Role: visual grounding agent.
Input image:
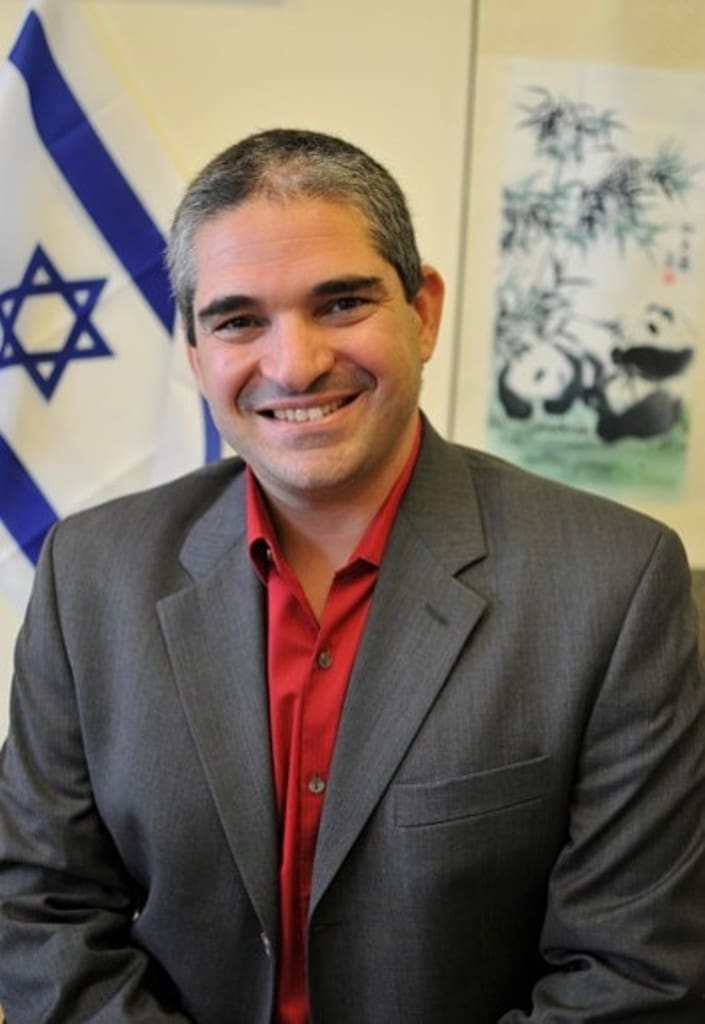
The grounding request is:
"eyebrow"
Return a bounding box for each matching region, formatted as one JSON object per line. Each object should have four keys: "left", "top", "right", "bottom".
{"left": 196, "top": 275, "right": 386, "bottom": 327}
{"left": 310, "top": 275, "right": 384, "bottom": 298}
{"left": 196, "top": 294, "right": 255, "bottom": 327}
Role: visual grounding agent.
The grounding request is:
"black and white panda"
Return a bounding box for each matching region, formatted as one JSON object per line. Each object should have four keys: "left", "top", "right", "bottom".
{"left": 497, "top": 302, "right": 694, "bottom": 442}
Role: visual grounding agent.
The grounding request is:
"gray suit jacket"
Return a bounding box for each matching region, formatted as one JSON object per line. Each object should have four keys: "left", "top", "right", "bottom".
{"left": 1, "top": 423, "right": 704, "bottom": 1023}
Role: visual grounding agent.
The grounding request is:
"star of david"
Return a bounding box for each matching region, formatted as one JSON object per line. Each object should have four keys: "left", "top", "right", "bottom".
{"left": 0, "top": 245, "right": 112, "bottom": 399}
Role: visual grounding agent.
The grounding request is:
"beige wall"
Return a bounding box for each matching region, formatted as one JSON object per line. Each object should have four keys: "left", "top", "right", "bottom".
{"left": 477, "top": 0, "right": 705, "bottom": 67}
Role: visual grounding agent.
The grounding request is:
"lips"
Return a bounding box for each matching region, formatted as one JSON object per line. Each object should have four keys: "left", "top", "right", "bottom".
{"left": 245, "top": 367, "right": 373, "bottom": 423}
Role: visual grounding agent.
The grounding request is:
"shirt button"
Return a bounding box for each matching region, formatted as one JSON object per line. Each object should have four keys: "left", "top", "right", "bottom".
{"left": 308, "top": 775, "right": 326, "bottom": 795}
{"left": 317, "top": 649, "right": 333, "bottom": 670}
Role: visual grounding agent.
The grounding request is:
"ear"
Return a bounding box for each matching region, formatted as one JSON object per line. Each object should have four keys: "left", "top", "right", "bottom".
{"left": 411, "top": 265, "right": 445, "bottom": 363}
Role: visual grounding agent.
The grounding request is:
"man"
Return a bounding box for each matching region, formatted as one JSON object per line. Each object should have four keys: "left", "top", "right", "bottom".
{"left": 0, "top": 129, "right": 704, "bottom": 1023}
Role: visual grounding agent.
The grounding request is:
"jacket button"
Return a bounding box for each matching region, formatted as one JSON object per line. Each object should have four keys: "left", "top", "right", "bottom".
{"left": 260, "top": 933, "right": 272, "bottom": 957}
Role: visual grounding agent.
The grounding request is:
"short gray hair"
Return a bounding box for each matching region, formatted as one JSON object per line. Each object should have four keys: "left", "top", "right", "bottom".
{"left": 166, "top": 128, "right": 423, "bottom": 345}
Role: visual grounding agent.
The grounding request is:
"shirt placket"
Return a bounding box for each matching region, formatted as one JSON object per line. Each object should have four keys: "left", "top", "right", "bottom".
{"left": 297, "top": 616, "right": 336, "bottom": 922}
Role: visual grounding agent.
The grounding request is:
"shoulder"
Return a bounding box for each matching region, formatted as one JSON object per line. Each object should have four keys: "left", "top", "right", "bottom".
{"left": 428, "top": 431, "right": 680, "bottom": 570}
{"left": 464, "top": 443, "right": 655, "bottom": 523}
{"left": 435, "top": 441, "right": 696, "bottom": 656}
{"left": 44, "top": 456, "right": 246, "bottom": 573}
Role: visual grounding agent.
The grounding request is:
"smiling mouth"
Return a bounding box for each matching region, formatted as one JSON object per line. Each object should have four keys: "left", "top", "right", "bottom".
{"left": 263, "top": 397, "right": 354, "bottom": 423}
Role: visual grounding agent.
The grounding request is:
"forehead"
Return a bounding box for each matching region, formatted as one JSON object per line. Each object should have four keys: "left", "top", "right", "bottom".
{"left": 192, "top": 196, "right": 383, "bottom": 280}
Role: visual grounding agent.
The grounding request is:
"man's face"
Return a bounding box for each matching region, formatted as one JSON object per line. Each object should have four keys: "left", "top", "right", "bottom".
{"left": 187, "top": 196, "right": 443, "bottom": 510}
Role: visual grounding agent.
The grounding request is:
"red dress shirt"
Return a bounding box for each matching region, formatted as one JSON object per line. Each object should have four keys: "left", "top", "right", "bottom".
{"left": 246, "top": 424, "right": 421, "bottom": 1024}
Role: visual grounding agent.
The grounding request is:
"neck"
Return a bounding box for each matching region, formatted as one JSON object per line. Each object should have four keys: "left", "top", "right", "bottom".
{"left": 275, "top": 497, "right": 373, "bottom": 565}
{"left": 263, "top": 443, "right": 418, "bottom": 618}
{"left": 265, "top": 491, "right": 379, "bottom": 621}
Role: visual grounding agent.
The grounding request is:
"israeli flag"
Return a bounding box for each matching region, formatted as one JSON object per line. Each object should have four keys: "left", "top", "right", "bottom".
{"left": 0, "top": 1, "right": 218, "bottom": 644}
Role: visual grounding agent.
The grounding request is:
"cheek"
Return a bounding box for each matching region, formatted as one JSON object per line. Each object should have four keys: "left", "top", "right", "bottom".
{"left": 195, "top": 348, "right": 257, "bottom": 402}
{"left": 342, "top": 318, "right": 422, "bottom": 375}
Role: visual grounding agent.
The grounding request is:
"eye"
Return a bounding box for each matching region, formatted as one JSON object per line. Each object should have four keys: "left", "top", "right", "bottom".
{"left": 211, "top": 313, "right": 266, "bottom": 339}
{"left": 319, "top": 295, "right": 373, "bottom": 319}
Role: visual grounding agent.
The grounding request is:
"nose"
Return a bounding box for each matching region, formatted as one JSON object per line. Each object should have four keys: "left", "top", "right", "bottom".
{"left": 260, "top": 314, "right": 335, "bottom": 392}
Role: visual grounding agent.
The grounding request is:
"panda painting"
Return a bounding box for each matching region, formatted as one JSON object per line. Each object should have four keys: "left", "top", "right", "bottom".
{"left": 498, "top": 303, "right": 694, "bottom": 443}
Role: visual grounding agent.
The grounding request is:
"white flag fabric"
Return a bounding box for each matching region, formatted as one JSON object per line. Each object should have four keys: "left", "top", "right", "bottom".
{"left": 0, "top": 0, "right": 219, "bottom": 624}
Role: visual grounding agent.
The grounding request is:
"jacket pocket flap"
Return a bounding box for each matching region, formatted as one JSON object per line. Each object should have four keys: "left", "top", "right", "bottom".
{"left": 394, "top": 754, "right": 552, "bottom": 827}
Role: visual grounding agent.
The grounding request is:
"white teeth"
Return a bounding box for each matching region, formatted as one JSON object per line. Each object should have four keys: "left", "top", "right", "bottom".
{"left": 272, "top": 399, "right": 345, "bottom": 423}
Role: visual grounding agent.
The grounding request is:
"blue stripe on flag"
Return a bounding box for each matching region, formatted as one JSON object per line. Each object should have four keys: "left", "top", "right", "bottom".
{"left": 0, "top": 436, "right": 57, "bottom": 566}
{"left": 9, "top": 11, "right": 174, "bottom": 336}
{"left": 202, "top": 399, "right": 221, "bottom": 462}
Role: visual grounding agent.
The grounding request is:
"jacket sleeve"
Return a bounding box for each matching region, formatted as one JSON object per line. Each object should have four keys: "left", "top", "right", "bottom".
{"left": 0, "top": 527, "right": 194, "bottom": 1023}
{"left": 500, "top": 527, "right": 705, "bottom": 1022}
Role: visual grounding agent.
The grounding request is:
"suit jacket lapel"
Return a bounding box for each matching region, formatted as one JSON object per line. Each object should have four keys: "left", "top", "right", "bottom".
{"left": 156, "top": 469, "right": 279, "bottom": 944}
{"left": 311, "top": 425, "right": 488, "bottom": 911}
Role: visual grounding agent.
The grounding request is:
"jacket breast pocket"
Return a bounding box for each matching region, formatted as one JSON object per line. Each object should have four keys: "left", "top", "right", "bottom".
{"left": 393, "top": 754, "right": 552, "bottom": 829}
